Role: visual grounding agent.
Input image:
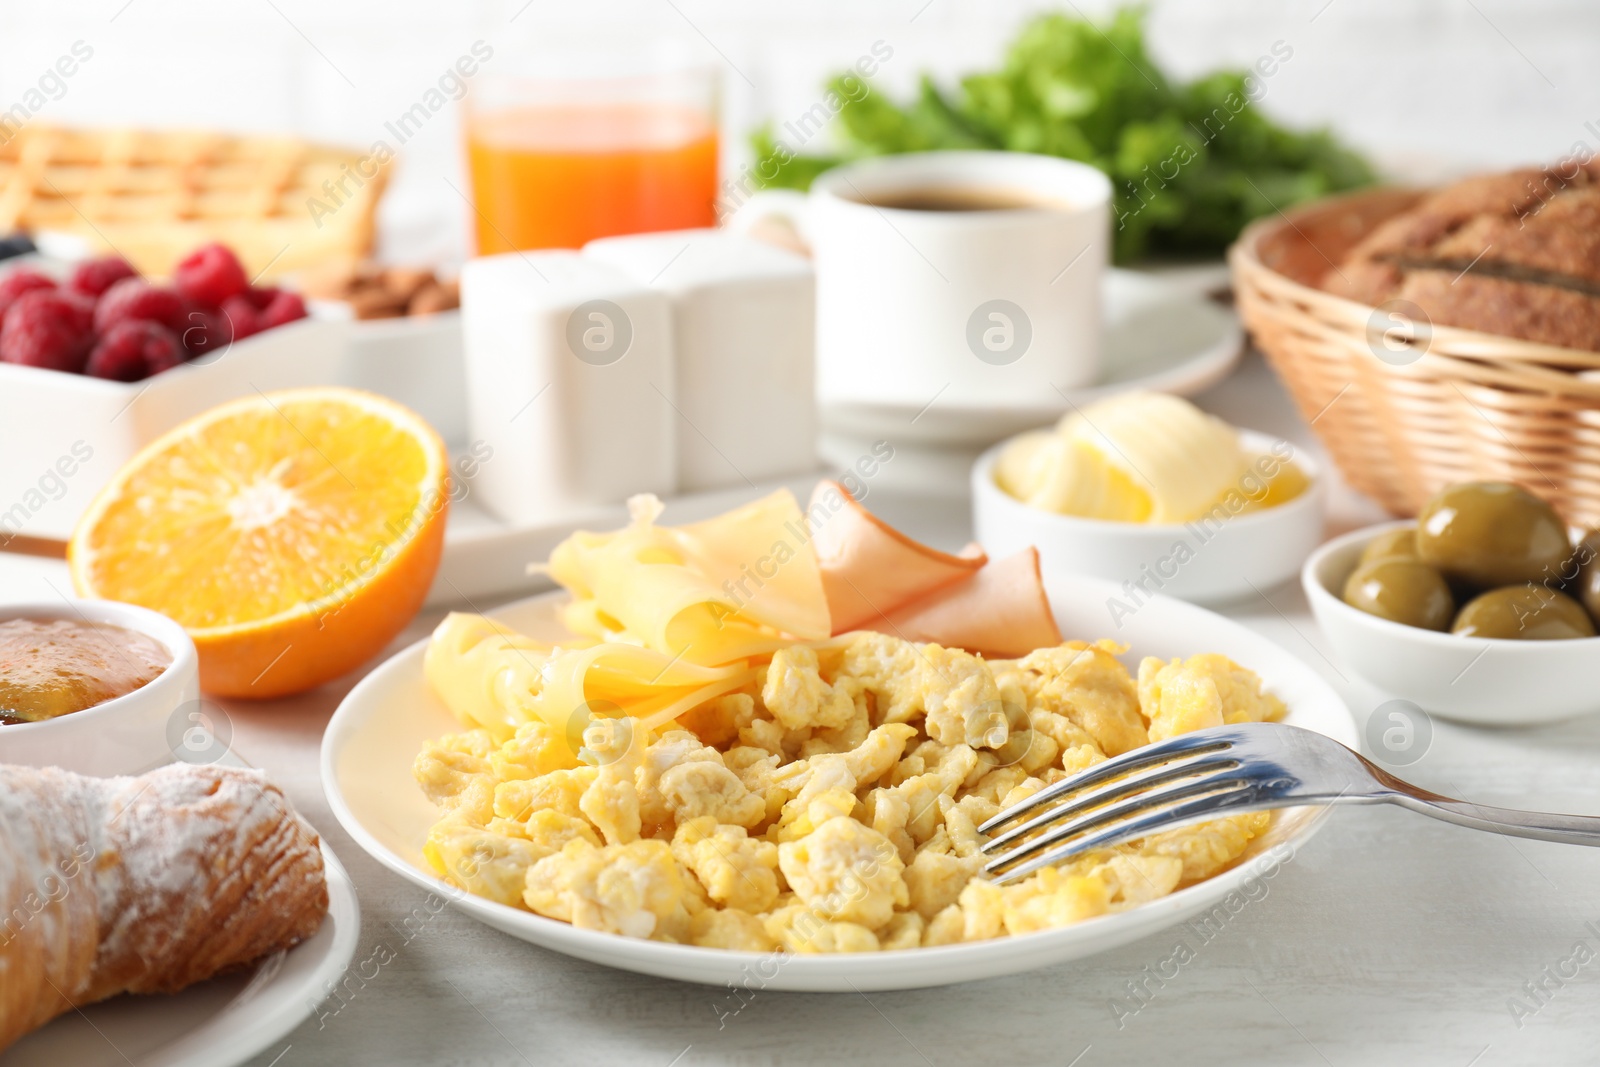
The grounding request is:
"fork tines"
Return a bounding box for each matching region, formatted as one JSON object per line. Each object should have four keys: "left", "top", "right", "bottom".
{"left": 978, "top": 728, "right": 1258, "bottom": 885}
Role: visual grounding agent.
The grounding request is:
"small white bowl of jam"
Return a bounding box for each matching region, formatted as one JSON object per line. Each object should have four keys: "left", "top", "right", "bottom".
{"left": 0, "top": 599, "right": 199, "bottom": 775}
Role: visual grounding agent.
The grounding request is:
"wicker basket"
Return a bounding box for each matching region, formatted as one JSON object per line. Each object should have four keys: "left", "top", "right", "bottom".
{"left": 1230, "top": 186, "right": 1600, "bottom": 527}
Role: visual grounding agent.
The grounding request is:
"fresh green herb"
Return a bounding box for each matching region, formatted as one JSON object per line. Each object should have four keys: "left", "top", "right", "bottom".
{"left": 749, "top": 7, "right": 1374, "bottom": 262}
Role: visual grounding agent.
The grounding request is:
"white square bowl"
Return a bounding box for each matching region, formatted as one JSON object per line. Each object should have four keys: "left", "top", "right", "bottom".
{"left": 329, "top": 309, "right": 467, "bottom": 447}
{"left": 0, "top": 315, "right": 348, "bottom": 542}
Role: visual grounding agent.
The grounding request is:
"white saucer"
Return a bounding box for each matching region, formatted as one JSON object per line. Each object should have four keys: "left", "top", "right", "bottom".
{"left": 2, "top": 837, "right": 358, "bottom": 1067}
{"left": 821, "top": 267, "right": 1242, "bottom": 447}
{"left": 322, "top": 575, "right": 1354, "bottom": 993}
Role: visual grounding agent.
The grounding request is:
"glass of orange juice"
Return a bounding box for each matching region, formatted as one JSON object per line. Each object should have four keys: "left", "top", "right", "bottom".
{"left": 465, "top": 60, "right": 720, "bottom": 253}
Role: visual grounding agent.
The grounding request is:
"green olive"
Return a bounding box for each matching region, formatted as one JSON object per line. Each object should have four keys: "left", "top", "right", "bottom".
{"left": 1451, "top": 585, "right": 1597, "bottom": 640}
{"left": 1572, "top": 530, "right": 1600, "bottom": 625}
{"left": 1359, "top": 526, "right": 1421, "bottom": 565}
{"left": 1417, "top": 482, "right": 1571, "bottom": 587}
{"left": 1343, "top": 557, "right": 1455, "bottom": 630}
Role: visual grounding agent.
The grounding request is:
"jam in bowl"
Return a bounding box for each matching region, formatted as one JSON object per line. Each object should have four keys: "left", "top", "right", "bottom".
{"left": 0, "top": 617, "right": 172, "bottom": 725}
{"left": 0, "top": 600, "right": 198, "bottom": 775}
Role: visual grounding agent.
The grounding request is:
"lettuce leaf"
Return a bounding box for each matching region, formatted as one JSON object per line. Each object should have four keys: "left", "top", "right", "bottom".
{"left": 749, "top": 6, "right": 1373, "bottom": 262}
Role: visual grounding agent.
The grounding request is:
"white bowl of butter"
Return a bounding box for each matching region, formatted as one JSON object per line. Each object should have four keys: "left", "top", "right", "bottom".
{"left": 972, "top": 392, "right": 1325, "bottom": 608}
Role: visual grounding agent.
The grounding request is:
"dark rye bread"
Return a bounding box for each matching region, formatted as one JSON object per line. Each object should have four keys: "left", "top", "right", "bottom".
{"left": 1393, "top": 271, "right": 1600, "bottom": 354}
{"left": 1322, "top": 159, "right": 1600, "bottom": 351}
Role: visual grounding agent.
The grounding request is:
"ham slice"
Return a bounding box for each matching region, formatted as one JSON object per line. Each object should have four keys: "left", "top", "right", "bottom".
{"left": 875, "top": 548, "right": 1062, "bottom": 658}
{"left": 807, "top": 481, "right": 985, "bottom": 632}
{"left": 807, "top": 480, "right": 1062, "bottom": 657}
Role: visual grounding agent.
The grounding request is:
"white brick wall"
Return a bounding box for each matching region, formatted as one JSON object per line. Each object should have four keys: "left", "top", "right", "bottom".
{"left": 3, "top": 0, "right": 1596, "bottom": 262}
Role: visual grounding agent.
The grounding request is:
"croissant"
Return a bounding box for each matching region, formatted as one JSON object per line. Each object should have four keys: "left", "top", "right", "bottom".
{"left": 0, "top": 763, "right": 329, "bottom": 1051}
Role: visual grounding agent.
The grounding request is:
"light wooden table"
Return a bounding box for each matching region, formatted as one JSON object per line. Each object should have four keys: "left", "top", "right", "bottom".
{"left": 6, "top": 354, "right": 1598, "bottom": 1067}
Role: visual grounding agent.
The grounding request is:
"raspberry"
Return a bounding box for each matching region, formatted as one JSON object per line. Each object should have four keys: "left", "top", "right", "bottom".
{"left": 85, "top": 320, "right": 184, "bottom": 381}
{"left": 180, "top": 306, "right": 234, "bottom": 360}
{"left": 0, "top": 269, "right": 58, "bottom": 327}
{"left": 220, "top": 295, "right": 261, "bottom": 341}
{"left": 67, "top": 255, "right": 138, "bottom": 298}
{"left": 95, "top": 278, "right": 186, "bottom": 335}
{"left": 259, "top": 290, "right": 307, "bottom": 330}
{"left": 62, "top": 290, "right": 96, "bottom": 332}
{"left": 0, "top": 290, "right": 96, "bottom": 372}
{"left": 174, "top": 243, "right": 248, "bottom": 307}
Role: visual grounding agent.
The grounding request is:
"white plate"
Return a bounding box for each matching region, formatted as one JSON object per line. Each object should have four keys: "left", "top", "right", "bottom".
{"left": 820, "top": 268, "right": 1242, "bottom": 446}
{"left": 322, "top": 577, "right": 1355, "bottom": 992}
{"left": 1, "top": 841, "right": 360, "bottom": 1067}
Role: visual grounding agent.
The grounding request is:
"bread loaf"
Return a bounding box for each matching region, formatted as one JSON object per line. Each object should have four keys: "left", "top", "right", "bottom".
{"left": 1323, "top": 159, "right": 1600, "bottom": 351}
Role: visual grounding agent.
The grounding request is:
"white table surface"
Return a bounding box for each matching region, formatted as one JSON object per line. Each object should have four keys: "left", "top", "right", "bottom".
{"left": 6, "top": 352, "right": 1600, "bottom": 1067}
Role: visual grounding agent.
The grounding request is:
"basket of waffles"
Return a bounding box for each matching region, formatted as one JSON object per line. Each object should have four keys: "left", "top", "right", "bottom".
{"left": 0, "top": 126, "right": 388, "bottom": 281}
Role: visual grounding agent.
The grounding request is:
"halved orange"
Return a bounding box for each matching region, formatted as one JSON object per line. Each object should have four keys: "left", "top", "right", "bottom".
{"left": 69, "top": 387, "right": 449, "bottom": 698}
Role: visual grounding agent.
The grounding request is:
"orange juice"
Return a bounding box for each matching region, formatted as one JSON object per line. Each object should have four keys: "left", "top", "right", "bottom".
{"left": 466, "top": 103, "right": 719, "bottom": 253}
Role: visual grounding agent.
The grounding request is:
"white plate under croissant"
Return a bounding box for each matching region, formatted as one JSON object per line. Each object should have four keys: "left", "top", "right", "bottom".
{"left": 0, "top": 760, "right": 360, "bottom": 1067}
{"left": 323, "top": 482, "right": 1355, "bottom": 991}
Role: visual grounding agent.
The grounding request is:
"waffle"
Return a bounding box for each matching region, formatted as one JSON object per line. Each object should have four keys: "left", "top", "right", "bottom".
{"left": 0, "top": 126, "right": 388, "bottom": 281}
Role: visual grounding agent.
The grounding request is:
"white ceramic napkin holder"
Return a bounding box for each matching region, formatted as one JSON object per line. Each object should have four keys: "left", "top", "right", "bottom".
{"left": 459, "top": 251, "right": 674, "bottom": 526}
{"left": 584, "top": 229, "right": 816, "bottom": 492}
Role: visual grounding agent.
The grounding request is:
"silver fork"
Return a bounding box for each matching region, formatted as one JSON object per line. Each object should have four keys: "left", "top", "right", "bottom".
{"left": 979, "top": 722, "right": 1600, "bottom": 885}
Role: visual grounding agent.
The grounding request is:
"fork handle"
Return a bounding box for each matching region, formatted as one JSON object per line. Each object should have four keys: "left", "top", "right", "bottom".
{"left": 1390, "top": 793, "right": 1600, "bottom": 846}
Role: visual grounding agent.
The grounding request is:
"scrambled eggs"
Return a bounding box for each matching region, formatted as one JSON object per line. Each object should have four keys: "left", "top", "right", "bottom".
{"left": 415, "top": 630, "right": 1284, "bottom": 953}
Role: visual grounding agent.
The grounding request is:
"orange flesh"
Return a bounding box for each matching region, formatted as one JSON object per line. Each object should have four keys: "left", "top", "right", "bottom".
{"left": 70, "top": 389, "right": 448, "bottom": 698}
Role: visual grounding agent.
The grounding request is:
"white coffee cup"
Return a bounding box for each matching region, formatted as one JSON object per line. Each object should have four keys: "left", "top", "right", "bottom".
{"left": 733, "top": 151, "right": 1111, "bottom": 414}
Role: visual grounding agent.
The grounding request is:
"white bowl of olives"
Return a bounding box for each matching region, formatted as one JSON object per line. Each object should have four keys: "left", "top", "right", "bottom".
{"left": 1303, "top": 482, "right": 1600, "bottom": 726}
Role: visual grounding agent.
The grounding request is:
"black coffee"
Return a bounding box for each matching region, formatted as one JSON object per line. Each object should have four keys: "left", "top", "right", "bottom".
{"left": 851, "top": 185, "right": 1052, "bottom": 212}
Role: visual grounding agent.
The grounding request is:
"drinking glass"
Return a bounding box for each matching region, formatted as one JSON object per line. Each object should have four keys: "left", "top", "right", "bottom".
{"left": 464, "top": 59, "right": 720, "bottom": 253}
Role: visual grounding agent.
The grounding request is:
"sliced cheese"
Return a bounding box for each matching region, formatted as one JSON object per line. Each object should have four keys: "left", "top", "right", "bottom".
{"left": 424, "top": 612, "right": 556, "bottom": 738}
{"left": 423, "top": 612, "right": 744, "bottom": 750}
{"left": 547, "top": 490, "right": 830, "bottom": 666}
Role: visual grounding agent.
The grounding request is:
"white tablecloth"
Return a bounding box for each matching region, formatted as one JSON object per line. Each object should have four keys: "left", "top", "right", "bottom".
{"left": 5, "top": 353, "right": 1597, "bottom": 1067}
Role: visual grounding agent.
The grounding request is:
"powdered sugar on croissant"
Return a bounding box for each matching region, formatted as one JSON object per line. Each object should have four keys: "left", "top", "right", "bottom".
{"left": 0, "top": 763, "right": 328, "bottom": 1050}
